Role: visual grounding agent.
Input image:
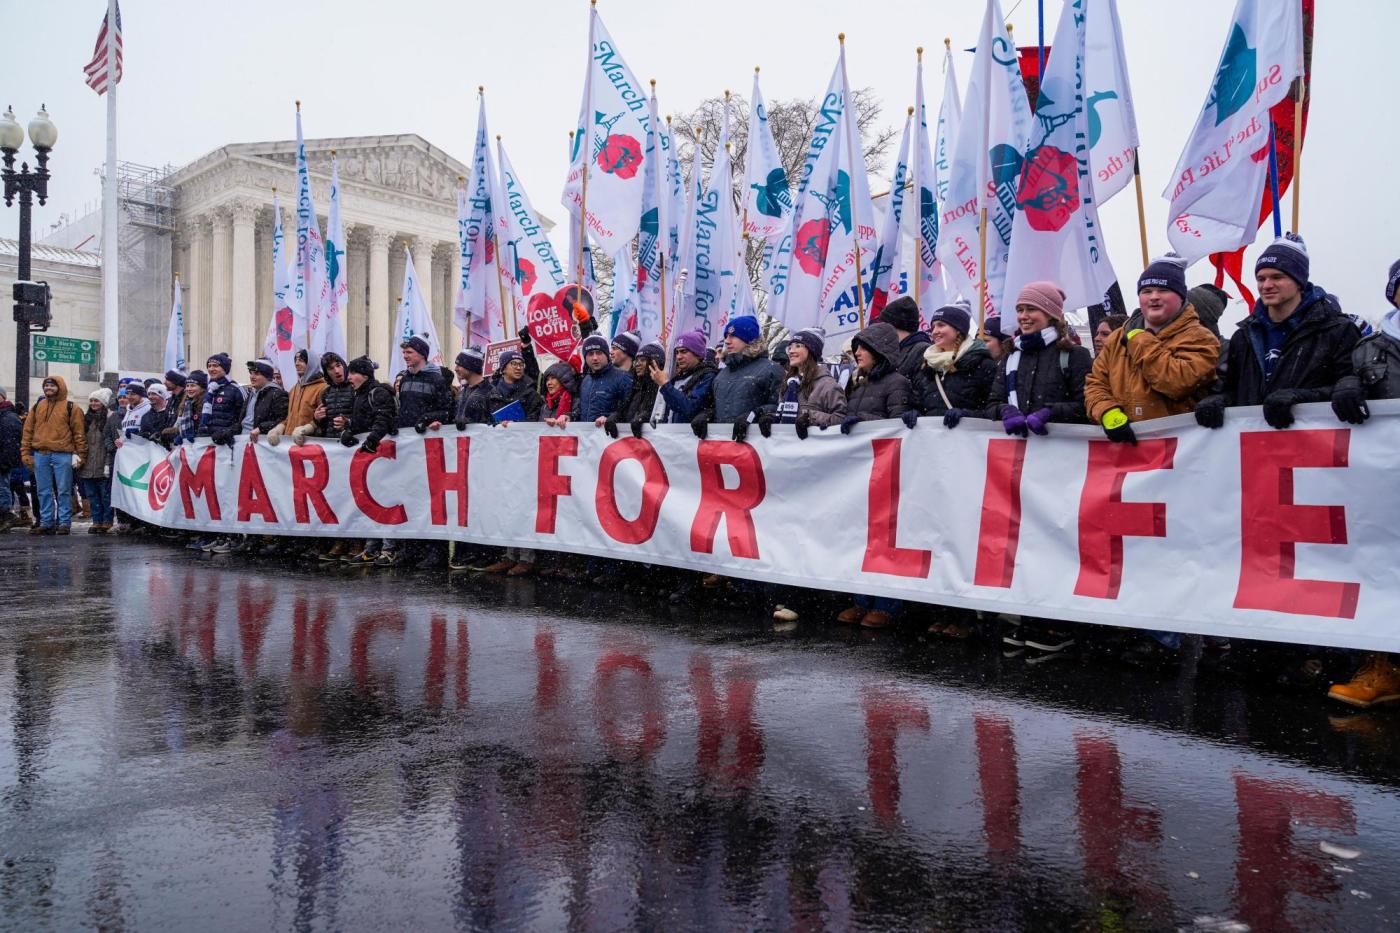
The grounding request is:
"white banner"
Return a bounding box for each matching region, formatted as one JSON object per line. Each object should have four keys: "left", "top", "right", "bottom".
{"left": 112, "top": 403, "right": 1400, "bottom": 653}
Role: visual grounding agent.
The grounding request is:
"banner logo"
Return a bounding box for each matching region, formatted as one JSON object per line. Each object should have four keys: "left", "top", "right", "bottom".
{"left": 795, "top": 218, "right": 831, "bottom": 275}
{"left": 1209, "top": 25, "right": 1257, "bottom": 126}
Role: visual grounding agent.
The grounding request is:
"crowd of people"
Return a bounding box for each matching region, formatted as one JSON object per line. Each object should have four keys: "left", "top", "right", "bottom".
{"left": 7, "top": 233, "right": 1399, "bottom": 709}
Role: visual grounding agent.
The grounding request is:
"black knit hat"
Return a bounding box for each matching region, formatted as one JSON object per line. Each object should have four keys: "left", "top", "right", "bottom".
{"left": 792, "top": 327, "right": 826, "bottom": 360}
{"left": 455, "top": 346, "right": 485, "bottom": 375}
{"left": 400, "top": 335, "right": 431, "bottom": 360}
{"left": 246, "top": 358, "right": 275, "bottom": 380}
{"left": 186, "top": 369, "right": 208, "bottom": 388}
{"left": 206, "top": 352, "right": 232, "bottom": 373}
{"left": 1386, "top": 259, "right": 1400, "bottom": 308}
{"left": 928, "top": 299, "right": 973, "bottom": 336}
{"left": 1255, "top": 233, "right": 1310, "bottom": 288}
{"left": 1138, "top": 253, "right": 1189, "bottom": 303}
{"left": 878, "top": 295, "right": 920, "bottom": 332}
{"left": 347, "top": 355, "right": 377, "bottom": 379}
{"left": 611, "top": 331, "right": 641, "bottom": 359}
{"left": 164, "top": 369, "right": 188, "bottom": 387}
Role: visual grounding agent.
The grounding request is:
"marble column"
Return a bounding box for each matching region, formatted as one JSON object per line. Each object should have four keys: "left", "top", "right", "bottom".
{"left": 430, "top": 243, "right": 448, "bottom": 348}
{"left": 368, "top": 229, "right": 392, "bottom": 364}
{"left": 411, "top": 236, "right": 434, "bottom": 336}
{"left": 230, "top": 199, "right": 258, "bottom": 364}
{"left": 188, "top": 216, "right": 212, "bottom": 366}
{"left": 210, "top": 206, "right": 233, "bottom": 355}
{"left": 255, "top": 210, "right": 274, "bottom": 353}
{"left": 347, "top": 226, "right": 368, "bottom": 358}
{"left": 388, "top": 243, "right": 407, "bottom": 346}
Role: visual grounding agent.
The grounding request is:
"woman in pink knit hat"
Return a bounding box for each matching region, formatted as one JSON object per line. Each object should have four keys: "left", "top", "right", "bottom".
{"left": 980, "top": 281, "right": 1093, "bottom": 658}
{"left": 980, "top": 281, "right": 1092, "bottom": 439}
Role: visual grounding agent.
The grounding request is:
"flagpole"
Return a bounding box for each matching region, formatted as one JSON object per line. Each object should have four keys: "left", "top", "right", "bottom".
{"left": 101, "top": 0, "right": 120, "bottom": 374}
{"left": 838, "top": 33, "right": 868, "bottom": 329}
{"left": 1132, "top": 150, "right": 1149, "bottom": 267}
{"left": 912, "top": 46, "right": 924, "bottom": 312}
{"left": 494, "top": 133, "right": 519, "bottom": 338}
{"left": 977, "top": 20, "right": 994, "bottom": 338}
{"left": 574, "top": 0, "right": 597, "bottom": 315}
{"left": 1291, "top": 77, "right": 1305, "bottom": 234}
{"left": 1266, "top": 118, "right": 1283, "bottom": 239}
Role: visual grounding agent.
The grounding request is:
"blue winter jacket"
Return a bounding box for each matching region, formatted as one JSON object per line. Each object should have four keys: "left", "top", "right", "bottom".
{"left": 660, "top": 363, "right": 718, "bottom": 423}
{"left": 579, "top": 363, "right": 634, "bottom": 421}
{"left": 198, "top": 378, "right": 245, "bottom": 438}
{"left": 712, "top": 345, "right": 784, "bottom": 422}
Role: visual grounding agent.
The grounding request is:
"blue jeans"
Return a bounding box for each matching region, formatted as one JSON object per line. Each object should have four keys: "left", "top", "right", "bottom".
{"left": 81, "top": 477, "right": 113, "bottom": 525}
{"left": 1146, "top": 630, "right": 1182, "bottom": 650}
{"left": 34, "top": 451, "right": 75, "bottom": 528}
{"left": 855, "top": 594, "right": 904, "bottom": 616}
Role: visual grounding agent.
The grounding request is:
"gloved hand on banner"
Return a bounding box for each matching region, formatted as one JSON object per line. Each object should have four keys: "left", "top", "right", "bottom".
{"left": 359, "top": 436, "right": 379, "bottom": 455}
{"left": 602, "top": 416, "right": 620, "bottom": 439}
{"left": 794, "top": 411, "right": 811, "bottom": 440}
{"left": 1194, "top": 395, "right": 1226, "bottom": 429}
{"left": 901, "top": 410, "right": 919, "bottom": 430}
{"left": 1331, "top": 376, "right": 1370, "bottom": 425}
{"left": 455, "top": 419, "right": 467, "bottom": 431}
{"left": 630, "top": 419, "right": 645, "bottom": 439}
{"left": 839, "top": 415, "right": 862, "bottom": 435}
{"left": 1101, "top": 407, "right": 1137, "bottom": 445}
{"left": 339, "top": 429, "right": 357, "bottom": 448}
{"left": 754, "top": 410, "right": 773, "bottom": 439}
{"left": 943, "top": 408, "right": 965, "bottom": 429}
{"left": 690, "top": 412, "right": 709, "bottom": 440}
{"left": 1263, "top": 389, "right": 1302, "bottom": 429}
{"left": 731, "top": 417, "right": 750, "bottom": 443}
{"left": 1026, "top": 408, "right": 1053, "bottom": 436}
{"left": 1000, "top": 405, "right": 1028, "bottom": 437}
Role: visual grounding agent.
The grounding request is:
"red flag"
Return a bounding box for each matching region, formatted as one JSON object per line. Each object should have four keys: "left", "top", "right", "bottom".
{"left": 1208, "top": 0, "right": 1314, "bottom": 305}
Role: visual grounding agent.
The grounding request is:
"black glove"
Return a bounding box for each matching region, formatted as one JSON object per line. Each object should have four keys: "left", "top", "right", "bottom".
{"left": 455, "top": 420, "right": 467, "bottom": 431}
{"left": 943, "top": 408, "right": 965, "bottom": 429}
{"left": 755, "top": 410, "right": 773, "bottom": 439}
{"left": 602, "top": 416, "right": 620, "bottom": 439}
{"left": 415, "top": 416, "right": 432, "bottom": 434}
{"left": 359, "top": 436, "right": 379, "bottom": 454}
{"left": 1104, "top": 421, "right": 1138, "bottom": 445}
{"left": 1331, "top": 377, "right": 1370, "bottom": 425}
{"left": 1263, "top": 389, "right": 1302, "bottom": 429}
{"left": 794, "top": 411, "right": 811, "bottom": 440}
{"left": 731, "top": 417, "right": 750, "bottom": 443}
{"left": 1194, "top": 395, "right": 1226, "bottom": 430}
{"left": 901, "top": 410, "right": 919, "bottom": 430}
{"left": 518, "top": 324, "right": 532, "bottom": 345}
{"left": 690, "top": 412, "right": 709, "bottom": 440}
{"left": 339, "top": 429, "right": 357, "bottom": 448}
{"left": 840, "top": 414, "right": 862, "bottom": 435}
{"left": 578, "top": 316, "right": 598, "bottom": 338}
{"left": 213, "top": 429, "right": 235, "bottom": 447}
{"left": 630, "top": 419, "right": 645, "bottom": 439}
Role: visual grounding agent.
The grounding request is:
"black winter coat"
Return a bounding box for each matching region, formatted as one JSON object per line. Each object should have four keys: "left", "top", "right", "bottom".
{"left": 712, "top": 346, "right": 784, "bottom": 422}
{"left": 0, "top": 402, "right": 21, "bottom": 471}
{"left": 619, "top": 374, "right": 660, "bottom": 424}
{"left": 198, "top": 378, "right": 245, "bottom": 437}
{"left": 479, "top": 375, "right": 543, "bottom": 423}
{"left": 454, "top": 378, "right": 494, "bottom": 425}
{"left": 246, "top": 384, "right": 288, "bottom": 434}
{"left": 984, "top": 341, "right": 1093, "bottom": 423}
{"left": 139, "top": 406, "right": 176, "bottom": 445}
{"left": 1219, "top": 287, "right": 1360, "bottom": 406}
{"left": 349, "top": 379, "right": 397, "bottom": 445}
{"left": 912, "top": 344, "right": 999, "bottom": 415}
{"left": 316, "top": 352, "right": 356, "bottom": 437}
{"left": 846, "top": 322, "right": 913, "bottom": 421}
{"left": 894, "top": 331, "right": 933, "bottom": 381}
{"left": 395, "top": 364, "right": 454, "bottom": 428}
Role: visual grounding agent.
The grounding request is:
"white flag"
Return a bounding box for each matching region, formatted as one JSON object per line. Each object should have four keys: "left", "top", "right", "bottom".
{"left": 163, "top": 275, "right": 186, "bottom": 375}
{"left": 870, "top": 111, "right": 914, "bottom": 313}
{"left": 294, "top": 109, "right": 332, "bottom": 359}
{"left": 922, "top": 44, "right": 961, "bottom": 306}
{"left": 608, "top": 247, "right": 639, "bottom": 337}
{"left": 323, "top": 156, "right": 349, "bottom": 359}
{"left": 265, "top": 193, "right": 302, "bottom": 385}
{"left": 681, "top": 106, "right": 746, "bottom": 343}
{"left": 933, "top": 45, "right": 963, "bottom": 209}
{"left": 742, "top": 71, "right": 792, "bottom": 241}
{"left": 636, "top": 87, "right": 670, "bottom": 344}
{"left": 561, "top": 6, "right": 652, "bottom": 256}
{"left": 783, "top": 46, "right": 878, "bottom": 351}
{"left": 1004, "top": 0, "right": 1119, "bottom": 316}
{"left": 937, "top": 0, "right": 1034, "bottom": 323}
{"left": 497, "top": 140, "right": 567, "bottom": 335}
{"left": 1084, "top": 0, "right": 1140, "bottom": 204}
{"left": 457, "top": 95, "right": 507, "bottom": 349}
{"left": 1163, "top": 0, "right": 1302, "bottom": 263}
{"left": 391, "top": 247, "right": 443, "bottom": 382}
{"left": 672, "top": 128, "right": 706, "bottom": 315}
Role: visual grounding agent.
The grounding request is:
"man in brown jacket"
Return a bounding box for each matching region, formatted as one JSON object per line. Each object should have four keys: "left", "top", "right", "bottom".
{"left": 1084, "top": 255, "right": 1220, "bottom": 444}
{"left": 268, "top": 350, "right": 326, "bottom": 445}
{"left": 20, "top": 375, "right": 87, "bottom": 534}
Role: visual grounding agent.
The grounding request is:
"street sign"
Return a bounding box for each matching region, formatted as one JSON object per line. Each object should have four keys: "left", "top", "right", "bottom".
{"left": 31, "top": 334, "right": 99, "bottom": 365}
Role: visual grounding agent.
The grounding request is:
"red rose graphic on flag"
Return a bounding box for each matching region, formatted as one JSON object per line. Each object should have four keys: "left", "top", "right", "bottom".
{"left": 1016, "top": 146, "right": 1080, "bottom": 233}
{"left": 147, "top": 458, "right": 174, "bottom": 511}
{"left": 515, "top": 257, "right": 537, "bottom": 295}
{"left": 596, "top": 135, "right": 643, "bottom": 179}
{"left": 794, "top": 219, "right": 831, "bottom": 276}
{"left": 485, "top": 235, "right": 495, "bottom": 265}
{"left": 275, "top": 306, "right": 295, "bottom": 351}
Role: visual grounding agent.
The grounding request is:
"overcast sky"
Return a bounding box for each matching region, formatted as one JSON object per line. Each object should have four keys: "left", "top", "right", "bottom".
{"left": 7, "top": 0, "right": 1397, "bottom": 318}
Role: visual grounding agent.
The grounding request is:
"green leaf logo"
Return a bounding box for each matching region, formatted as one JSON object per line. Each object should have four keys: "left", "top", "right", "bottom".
{"left": 1211, "top": 24, "right": 1256, "bottom": 127}
{"left": 118, "top": 461, "right": 150, "bottom": 490}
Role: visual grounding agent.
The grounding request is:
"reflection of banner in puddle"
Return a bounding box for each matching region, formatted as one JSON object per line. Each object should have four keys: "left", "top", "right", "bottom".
{"left": 112, "top": 563, "right": 1391, "bottom": 930}
{"left": 113, "top": 402, "right": 1400, "bottom": 652}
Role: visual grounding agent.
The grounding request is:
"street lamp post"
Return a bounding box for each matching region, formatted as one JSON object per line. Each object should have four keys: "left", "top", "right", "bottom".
{"left": 1, "top": 105, "right": 58, "bottom": 409}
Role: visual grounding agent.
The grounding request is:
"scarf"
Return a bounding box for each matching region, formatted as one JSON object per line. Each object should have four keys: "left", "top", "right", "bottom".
{"left": 1005, "top": 327, "right": 1058, "bottom": 411}
{"left": 201, "top": 377, "right": 229, "bottom": 425}
{"left": 122, "top": 400, "right": 150, "bottom": 436}
{"left": 922, "top": 336, "right": 977, "bottom": 375}
{"left": 546, "top": 387, "right": 573, "bottom": 417}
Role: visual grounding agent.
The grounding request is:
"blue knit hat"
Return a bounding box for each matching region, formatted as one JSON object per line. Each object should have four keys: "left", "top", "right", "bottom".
{"left": 581, "top": 334, "right": 610, "bottom": 357}
{"left": 1137, "top": 252, "right": 1189, "bottom": 303}
{"left": 611, "top": 330, "right": 641, "bottom": 359}
{"left": 1385, "top": 259, "right": 1400, "bottom": 307}
{"left": 206, "top": 352, "right": 232, "bottom": 373}
{"left": 928, "top": 299, "right": 973, "bottom": 336}
{"left": 498, "top": 349, "right": 522, "bottom": 369}
{"left": 792, "top": 327, "right": 826, "bottom": 359}
{"left": 724, "top": 315, "right": 761, "bottom": 344}
{"left": 400, "top": 335, "right": 431, "bottom": 360}
{"left": 1255, "top": 233, "right": 1309, "bottom": 288}
{"left": 455, "top": 346, "right": 485, "bottom": 375}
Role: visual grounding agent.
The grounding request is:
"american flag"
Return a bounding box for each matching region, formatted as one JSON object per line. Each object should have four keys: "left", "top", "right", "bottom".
{"left": 83, "top": 2, "right": 123, "bottom": 95}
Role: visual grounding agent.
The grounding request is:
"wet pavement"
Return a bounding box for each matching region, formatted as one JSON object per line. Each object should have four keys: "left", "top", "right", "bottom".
{"left": 1, "top": 534, "right": 1398, "bottom": 931}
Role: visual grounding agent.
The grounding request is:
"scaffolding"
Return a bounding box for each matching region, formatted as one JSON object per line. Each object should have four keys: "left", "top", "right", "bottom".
{"left": 115, "top": 160, "right": 176, "bottom": 374}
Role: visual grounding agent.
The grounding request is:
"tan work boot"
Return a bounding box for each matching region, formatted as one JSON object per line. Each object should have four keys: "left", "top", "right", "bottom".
{"left": 1328, "top": 653, "right": 1400, "bottom": 709}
